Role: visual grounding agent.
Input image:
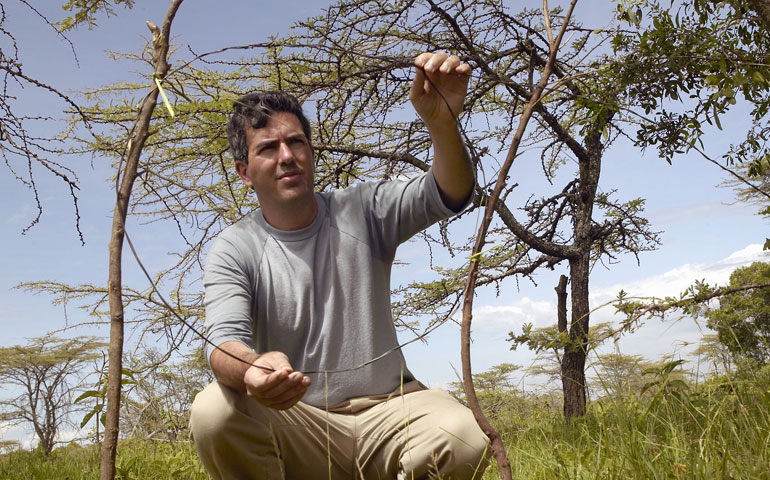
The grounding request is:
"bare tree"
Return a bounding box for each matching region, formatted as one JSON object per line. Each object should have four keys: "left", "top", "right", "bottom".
{"left": 101, "top": 1, "right": 183, "bottom": 478}
{"left": 0, "top": 1, "right": 90, "bottom": 239}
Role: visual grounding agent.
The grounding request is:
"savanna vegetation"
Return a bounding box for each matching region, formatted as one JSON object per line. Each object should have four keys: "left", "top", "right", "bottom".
{"left": 2, "top": 354, "right": 769, "bottom": 479}
{"left": 1, "top": 0, "right": 770, "bottom": 478}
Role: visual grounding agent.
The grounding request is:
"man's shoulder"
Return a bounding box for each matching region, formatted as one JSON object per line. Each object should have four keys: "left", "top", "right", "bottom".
{"left": 321, "top": 172, "right": 430, "bottom": 206}
{"left": 318, "top": 182, "right": 368, "bottom": 209}
{"left": 211, "top": 210, "right": 267, "bottom": 254}
{"left": 221, "top": 209, "right": 264, "bottom": 234}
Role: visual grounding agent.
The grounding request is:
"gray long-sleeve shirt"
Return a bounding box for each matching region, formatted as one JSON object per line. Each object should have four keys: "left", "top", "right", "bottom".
{"left": 202, "top": 169, "right": 458, "bottom": 407}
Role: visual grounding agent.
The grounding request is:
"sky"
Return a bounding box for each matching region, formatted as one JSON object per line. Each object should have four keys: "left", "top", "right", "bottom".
{"left": 1, "top": 0, "right": 767, "bottom": 448}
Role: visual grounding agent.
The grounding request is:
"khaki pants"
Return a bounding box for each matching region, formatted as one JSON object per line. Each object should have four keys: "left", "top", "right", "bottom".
{"left": 189, "top": 381, "right": 489, "bottom": 480}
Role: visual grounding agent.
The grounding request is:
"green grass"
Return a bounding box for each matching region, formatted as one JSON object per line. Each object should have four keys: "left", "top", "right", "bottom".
{"left": 3, "top": 365, "right": 769, "bottom": 479}
{"left": 0, "top": 439, "right": 207, "bottom": 480}
{"left": 481, "top": 364, "right": 770, "bottom": 479}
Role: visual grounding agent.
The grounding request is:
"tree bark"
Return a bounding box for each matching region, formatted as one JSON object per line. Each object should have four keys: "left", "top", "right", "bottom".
{"left": 562, "top": 255, "right": 590, "bottom": 419}
{"left": 100, "top": 2, "right": 183, "bottom": 479}
{"left": 556, "top": 274, "right": 568, "bottom": 334}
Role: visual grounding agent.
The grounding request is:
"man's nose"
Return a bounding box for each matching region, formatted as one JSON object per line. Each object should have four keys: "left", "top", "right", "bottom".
{"left": 277, "top": 141, "right": 295, "bottom": 163}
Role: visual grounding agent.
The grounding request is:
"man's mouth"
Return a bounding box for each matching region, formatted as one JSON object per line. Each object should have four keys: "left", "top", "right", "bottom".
{"left": 278, "top": 171, "right": 302, "bottom": 181}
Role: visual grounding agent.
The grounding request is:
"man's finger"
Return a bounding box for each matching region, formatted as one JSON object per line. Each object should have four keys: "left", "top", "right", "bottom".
{"left": 423, "top": 52, "right": 448, "bottom": 73}
{"left": 258, "top": 378, "right": 309, "bottom": 409}
{"left": 456, "top": 62, "right": 472, "bottom": 76}
{"left": 414, "top": 51, "right": 435, "bottom": 69}
{"left": 439, "top": 55, "right": 461, "bottom": 74}
{"left": 257, "top": 372, "right": 300, "bottom": 396}
{"left": 265, "top": 384, "right": 307, "bottom": 406}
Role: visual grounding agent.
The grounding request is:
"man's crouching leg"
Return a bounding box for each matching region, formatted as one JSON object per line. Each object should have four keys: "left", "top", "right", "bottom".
{"left": 189, "top": 382, "right": 354, "bottom": 480}
{"left": 358, "top": 388, "right": 490, "bottom": 480}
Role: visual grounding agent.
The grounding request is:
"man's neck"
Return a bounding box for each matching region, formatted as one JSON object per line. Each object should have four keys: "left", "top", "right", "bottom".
{"left": 261, "top": 196, "right": 319, "bottom": 231}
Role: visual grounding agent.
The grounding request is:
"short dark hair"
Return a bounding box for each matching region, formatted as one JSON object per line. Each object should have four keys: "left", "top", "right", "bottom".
{"left": 227, "top": 91, "right": 312, "bottom": 164}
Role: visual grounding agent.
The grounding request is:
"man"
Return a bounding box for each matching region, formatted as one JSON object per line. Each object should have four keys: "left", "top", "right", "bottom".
{"left": 190, "top": 52, "right": 489, "bottom": 479}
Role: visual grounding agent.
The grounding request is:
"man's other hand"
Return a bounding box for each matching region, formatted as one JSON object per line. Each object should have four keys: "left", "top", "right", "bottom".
{"left": 244, "top": 351, "right": 311, "bottom": 410}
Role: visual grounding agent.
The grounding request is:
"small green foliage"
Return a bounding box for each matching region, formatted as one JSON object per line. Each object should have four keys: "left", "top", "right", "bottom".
{"left": 3, "top": 360, "right": 770, "bottom": 479}
{"left": 706, "top": 262, "right": 770, "bottom": 363}
{"left": 480, "top": 361, "right": 770, "bottom": 479}
{"left": 640, "top": 359, "right": 690, "bottom": 414}
{"left": 57, "top": 0, "right": 134, "bottom": 32}
{"left": 76, "top": 367, "right": 136, "bottom": 432}
{"left": 618, "top": 0, "right": 770, "bottom": 165}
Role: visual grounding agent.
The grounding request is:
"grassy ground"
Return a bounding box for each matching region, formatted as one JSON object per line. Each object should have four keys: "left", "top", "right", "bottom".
{"left": 482, "top": 363, "right": 770, "bottom": 479}
{"left": 0, "top": 439, "right": 207, "bottom": 480}
{"left": 2, "top": 365, "right": 768, "bottom": 479}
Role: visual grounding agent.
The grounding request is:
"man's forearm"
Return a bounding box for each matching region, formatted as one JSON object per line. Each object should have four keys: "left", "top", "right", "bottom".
{"left": 409, "top": 52, "right": 474, "bottom": 211}
{"left": 428, "top": 121, "right": 474, "bottom": 211}
{"left": 209, "top": 341, "right": 260, "bottom": 393}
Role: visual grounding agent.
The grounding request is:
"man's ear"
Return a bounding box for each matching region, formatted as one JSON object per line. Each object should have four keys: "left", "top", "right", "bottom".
{"left": 235, "top": 161, "right": 252, "bottom": 188}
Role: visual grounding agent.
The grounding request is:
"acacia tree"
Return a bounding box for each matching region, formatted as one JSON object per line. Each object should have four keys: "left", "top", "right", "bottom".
{"left": 617, "top": 0, "right": 770, "bottom": 216}
{"left": 588, "top": 352, "right": 657, "bottom": 398}
{"left": 259, "top": 0, "right": 660, "bottom": 427}
{"left": 0, "top": 336, "right": 104, "bottom": 455}
{"left": 120, "top": 347, "right": 212, "bottom": 441}
{"left": 691, "top": 334, "right": 735, "bottom": 376}
{"left": 1, "top": 1, "right": 85, "bottom": 237}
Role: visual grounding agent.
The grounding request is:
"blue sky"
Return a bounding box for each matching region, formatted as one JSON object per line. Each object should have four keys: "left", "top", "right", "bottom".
{"left": 1, "top": 0, "right": 767, "bottom": 447}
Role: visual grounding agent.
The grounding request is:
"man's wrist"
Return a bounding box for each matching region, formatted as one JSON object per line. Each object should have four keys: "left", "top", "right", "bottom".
{"left": 425, "top": 118, "right": 461, "bottom": 136}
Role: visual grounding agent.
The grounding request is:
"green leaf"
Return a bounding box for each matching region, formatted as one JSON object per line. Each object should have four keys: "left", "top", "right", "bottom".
{"left": 662, "top": 359, "right": 685, "bottom": 375}
{"left": 74, "top": 390, "right": 101, "bottom": 403}
{"left": 705, "top": 75, "right": 722, "bottom": 86}
{"left": 640, "top": 380, "right": 658, "bottom": 396}
{"left": 667, "top": 378, "right": 689, "bottom": 391}
{"left": 80, "top": 409, "right": 97, "bottom": 428}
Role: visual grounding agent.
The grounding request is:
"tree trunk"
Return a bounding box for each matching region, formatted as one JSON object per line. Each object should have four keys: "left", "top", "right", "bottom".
{"left": 562, "top": 256, "right": 590, "bottom": 420}
{"left": 100, "top": 2, "right": 183, "bottom": 479}
{"left": 556, "top": 274, "right": 568, "bottom": 334}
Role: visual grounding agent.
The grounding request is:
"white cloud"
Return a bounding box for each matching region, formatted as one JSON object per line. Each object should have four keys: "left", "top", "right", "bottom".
{"left": 472, "top": 297, "right": 555, "bottom": 332}
{"left": 591, "top": 243, "right": 768, "bottom": 304}
{"left": 0, "top": 421, "right": 35, "bottom": 450}
{"left": 651, "top": 201, "right": 736, "bottom": 225}
{"left": 470, "top": 243, "right": 768, "bottom": 363}
{"left": 591, "top": 244, "right": 768, "bottom": 360}
{"left": 0, "top": 421, "right": 89, "bottom": 451}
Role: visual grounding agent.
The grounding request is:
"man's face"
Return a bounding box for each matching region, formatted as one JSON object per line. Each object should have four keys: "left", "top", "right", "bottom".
{"left": 235, "top": 111, "right": 315, "bottom": 213}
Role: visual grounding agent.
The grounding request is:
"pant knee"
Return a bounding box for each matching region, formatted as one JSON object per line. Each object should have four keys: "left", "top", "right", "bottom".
{"left": 433, "top": 414, "right": 490, "bottom": 478}
{"left": 398, "top": 391, "right": 490, "bottom": 479}
{"left": 189, "top": 382, "right": 240, "bottom": 445}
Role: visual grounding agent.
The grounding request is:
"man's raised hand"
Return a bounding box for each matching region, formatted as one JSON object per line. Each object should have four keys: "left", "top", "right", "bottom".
{"left": 410, "top": 52, "right": 472, "bottom": 130}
